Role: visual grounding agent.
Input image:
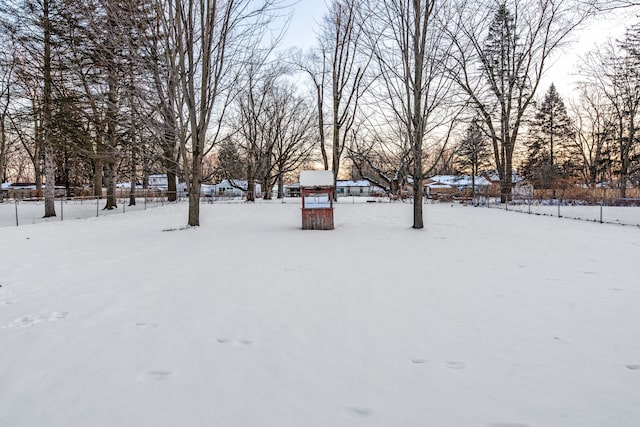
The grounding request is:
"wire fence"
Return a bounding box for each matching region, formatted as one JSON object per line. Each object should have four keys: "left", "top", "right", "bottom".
{"left": 481, "top": 195, "right": 640, "bottom": 227}
{"left": 0, "top": 194, "right": 180, "bottom": 228}
{"left": 2, "top": 190, "right": 639, "bottom": 228}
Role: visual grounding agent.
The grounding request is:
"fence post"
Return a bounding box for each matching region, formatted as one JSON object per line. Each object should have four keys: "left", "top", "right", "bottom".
{"left": 600, "top": 200, "right": 603, "bottom": 223}
{"left": 96, "top": 197, "right": 99, "bottom": 217}
{"left": 15, "top": 199, "right": 18, "bottom": 226}
{"left": 60, "top": 196, "right": 64, "bottom": 221}
{"left": 558, "top": 201, "right": 561, "bottom": 218}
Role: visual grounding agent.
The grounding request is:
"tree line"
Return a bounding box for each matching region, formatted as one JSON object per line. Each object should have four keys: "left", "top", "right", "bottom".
{"left": 0, "top": 0, "right": 637, "bottom": 227}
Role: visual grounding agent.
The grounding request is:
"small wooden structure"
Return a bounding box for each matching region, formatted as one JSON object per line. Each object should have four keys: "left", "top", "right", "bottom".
{"left": 300, "top": 170, "right": 334, "bottom": 230}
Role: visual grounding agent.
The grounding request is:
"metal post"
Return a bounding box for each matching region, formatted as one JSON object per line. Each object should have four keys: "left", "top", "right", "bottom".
{"left": 15, "top": 199, "right": 18, "bottom": 226}
{"left": 144, "top": 192, "right": 147, "bottom": 210}
{"left": 558, "top": 201, "right": 561, "bottom": 218}
{"left": 60, "top": 196, "right": 64, "bottom": 221}
{"left": 600, "top": 200, "right": 603, "bottom": 223}
{"left": 96, "top": 197, "right": 99, "bottom": 217}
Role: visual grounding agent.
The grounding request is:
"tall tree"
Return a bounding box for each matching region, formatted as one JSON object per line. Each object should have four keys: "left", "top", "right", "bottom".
{"left": 449, "top": 0, "right": 594, "bottom": 202}
{"left": 523, "top": 84, "right": 576, "bottom": 189}
{"left": 0, "top": 43, "right": 16, "bottom": 198}
{"left": 293, "top": 48, "right": 329, "bottom": 171}
{"left": 456, "top": 118, "right": 491, "bottom": 202}
{"left": 367, "top": 0, "right": 457, "bottom": 228}
{"left": 320, "top": 0, "right": 370, "bottom": 194}
{"left": 581, "top": 32, "right": 640, "bottom": 197}
{"left": 166, "top": 0, "right": 278, "bottom": 226}
{"left": 570, "top": 86, "right": 616, "bottom": 186}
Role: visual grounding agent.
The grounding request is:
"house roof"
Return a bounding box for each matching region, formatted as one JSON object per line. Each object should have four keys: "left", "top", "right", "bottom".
{"left": 484, "top": 170, "right": 522, "bottom": 184}
{"left": 336, "top": 180, "right": 371, "bottom": 187}
{"left": 426, "top": 175, "right": 491, "bottom": 187}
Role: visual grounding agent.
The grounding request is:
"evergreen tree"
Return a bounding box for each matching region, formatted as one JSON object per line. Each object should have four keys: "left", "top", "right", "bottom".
{"left": 523, "top": 84, "right": 576, "bottom": 189}
{"left": 456, "top": 119, "right": 492, "bottom": 204}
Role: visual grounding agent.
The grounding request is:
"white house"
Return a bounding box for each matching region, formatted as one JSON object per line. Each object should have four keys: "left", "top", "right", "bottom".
{"left": 336, "top": 180, "right": 372, "bottom": 197}
{"left": 148, "top": 174, "right": 169, "bottom": 189}
{"left": 212, "top": 179, "right": 262, "bottom": 197}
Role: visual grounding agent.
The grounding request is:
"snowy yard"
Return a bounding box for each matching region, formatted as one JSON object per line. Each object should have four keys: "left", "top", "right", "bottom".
{"left": 0, "top": 197, "right": 176, "bottom": 228}
{"left": 0, "top": 201, "right": 639, "bottom": 427}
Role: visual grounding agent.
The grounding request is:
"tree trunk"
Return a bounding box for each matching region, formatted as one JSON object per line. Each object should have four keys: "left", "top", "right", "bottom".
{"left": 43, "top": 145, "right": 56, "bottom": 217}
{"left": 93, "top": 158, "right": 103, "bottom": 198}
{"left": 42, "top": 0, "right": 55, "bottom": 217}
{"left": 129, "top": 148, "right": 136, "bottom": 206}
{"left": 188, "top": 156, "right": 202, "bottom": 226}
{"left": 277, "top": 174, "right": 284, "bottom": 199}
{"left": 104, "top": 161, "right": 117, "bottom": 209}
{"left": 0, "top": 118, "right": 6, "bottom": 202}
{"left": 167, "top": 170, "right": 177, "bottom": 201}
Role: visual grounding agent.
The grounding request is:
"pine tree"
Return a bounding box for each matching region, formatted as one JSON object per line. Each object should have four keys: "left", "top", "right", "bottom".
{"left": 456, "top": 119, "right": 491, "bottom": 203}
{"left": 524, "top": 84, "right": 576, "bottom": 190}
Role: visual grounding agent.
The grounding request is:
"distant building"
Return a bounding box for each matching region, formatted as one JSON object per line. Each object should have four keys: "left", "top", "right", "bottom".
{"left": 148, "top": 174, "right": 169, "bottom": 189}
{"left": 424, "top": 175, "right": 492, "bottom": 195}
{"left": 336, "top": 180, "right": 372, "bottom": 197}
{"left": 212, "top": 179, "right": 262, "bottom": 197}
{"left": 283, "top": 183, "right": 301, "bottom": 197}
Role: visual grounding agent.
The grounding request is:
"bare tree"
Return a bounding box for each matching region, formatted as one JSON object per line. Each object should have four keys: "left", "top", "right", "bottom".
{"left": 348, "top": 128, "right": 413, "bottom": 198}
{"left": 569, "top": 86, "right": 615, "bottom": 186}
{"left": 0, "top": 44, "right": 16, "bottom": 199}
{"left": 320, "top": 0, "right": 370, "bottom": 194}
{"left": 261, "top": 81, "right": 317, "bottom": 198}
{"left": 448, "top": 0, "right": 594, "bottom": 202}
{"left": 579, "top": 35, "right": 640, "bottom": 197}
{"left": 293, "top": 47, "right": 329, "bottom": 170}
{"left": 366, "top": 0, "right": 458, "bottom": 228}
{"left": 165, "top": 0, "right": 279, "bottom": 226}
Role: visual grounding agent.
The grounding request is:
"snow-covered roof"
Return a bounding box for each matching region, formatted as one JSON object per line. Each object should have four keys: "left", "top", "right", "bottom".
{"left": 426, "top": 175, "right": 491, "bottom": 187}
{"left": 336, "top": 180, "right": 371, "bottom": 187}
{"left": 484, "top": 170, "right": 522, "bottom": 184}
{"left": 426, "top": 182, "right": 453, "bottom": 189}
{"left": 1, "top": 182, "right": 11, "bottom": 190}
{"left": 300, "top": 170, "right": 334, "bottom": 187}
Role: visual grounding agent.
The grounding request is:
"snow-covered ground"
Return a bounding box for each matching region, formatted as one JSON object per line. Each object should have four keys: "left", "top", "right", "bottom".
{"left": 0, "top": 197, "right": 176, "bottom": 228}
{"left": 498, "top": 202, "right": 640, "bottom": 226}
{"left": 1, "top": 201, "right": 638, "bottom": 427}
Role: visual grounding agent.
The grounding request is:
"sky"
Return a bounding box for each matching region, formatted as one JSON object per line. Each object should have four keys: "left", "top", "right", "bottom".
{"left": 280, "top": 1, "right": 637, "bottom": 99}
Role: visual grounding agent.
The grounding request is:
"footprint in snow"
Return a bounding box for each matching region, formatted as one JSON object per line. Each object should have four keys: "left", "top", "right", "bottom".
{"left": 346, "top": 407, "right": 372, "bottom": 417}
{"left": 445, "top": 361, "right": 466, "bottom": 370}
{"left": 2, "top": 312, "right": 68, "bottom": 328}
{"left": 411, "top": 358, "right": 428, "bottom": 364}
{"left": 490, "top": 424, "right": 530, "bottom": 427}
{"left": 626, "top": 364, "right": 640, "bottom": 370}
{"left": 147, "top": 370, "right": 173, "bottom": 380}
{"left": 216, "top": 338, "right": 254, "bottom": 346}
{"left": 135, "top": 322, "right": 159, "bottom": 329}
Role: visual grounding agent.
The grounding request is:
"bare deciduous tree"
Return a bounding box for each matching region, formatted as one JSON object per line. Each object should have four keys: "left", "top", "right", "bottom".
{"left": 569, "top": 86, "right": 615, "bottom": 186}
{"left": 448, "top": 0, "right": 594, "bottom": 202}
{"left": 321, "top": 0, "right": 370, "bottom": 193}
{"left": 367, "top": 0, "right": 458, "bottom": 228}
{"left": 166, "top": 0, "right": 279, "bottom": 225}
